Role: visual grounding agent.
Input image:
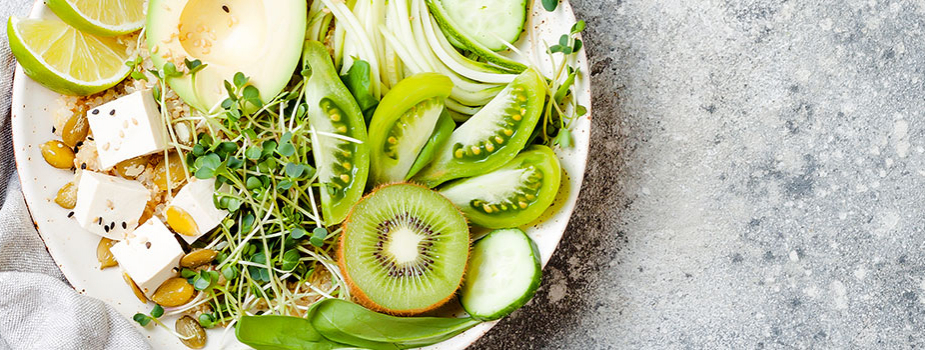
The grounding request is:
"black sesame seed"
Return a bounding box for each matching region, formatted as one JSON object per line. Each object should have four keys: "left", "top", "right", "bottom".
{"left": 122, "top": 222, "right": 127, "bottom": 229}
{"left": 222, "top": 4, "right": 229, "bottom": 12}
{"left": 80, "top": 163, "right": 87, "bottom": 170}
{"left": 73, "top": 146, "right": 79, "bottom": 153}
{"left": 109, "top": 109, "right": 116, "bottom": 116}
{"left": 98, "top": 217, "right": 103, "bottom": 224}
{"left": 145, "top": 242, "right": 152, "bottom": 249}
{"left": 67, "top": 212, "right": 74, "bottom": 218}
{"left": 75, "top": 141, "right": 83, "bottom": 147}
{"left": 104, "top": 225, "right": 110, "bottom": 232}
{"left": 87, "top": 136, "right": 93, "bottom": 141}
{"left": 51, "top": 126, "right": 56, "bottom": 133}
{"left": 91, "top": 109, "right": 99, "bottom": 115}
{"left": 110, "top": 222, "right": 115, "bottom": 230}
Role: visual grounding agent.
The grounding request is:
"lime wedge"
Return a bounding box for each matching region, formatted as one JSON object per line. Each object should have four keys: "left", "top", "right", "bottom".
{"left": 8, "top": 17, "right": 131, "bottom": 96}
{"left": 46, "top": 0, "right": 144, "bottom": 36}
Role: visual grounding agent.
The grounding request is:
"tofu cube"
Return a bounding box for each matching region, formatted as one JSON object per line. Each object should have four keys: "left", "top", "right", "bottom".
{"left": 72, "top": 171, "right": 150, "bottom": 240}
{"left": 110, "top": 219, "right": 184, "bottom": 297}
{"left": 87, "top": 90, "right": 167, "bottom": 170}
{"left": 166, "top": 178, "right": 229, "bottom": 244}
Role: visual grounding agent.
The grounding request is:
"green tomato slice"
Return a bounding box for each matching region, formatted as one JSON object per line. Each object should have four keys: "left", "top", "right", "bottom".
{"left": 405, "top": 109, "right": 455, "bottom": 180}
{"left": 439, "top": 145, "right": 561, "bottom": 228}
{"left": 302, "top": 40, "right": 370, "bottom": 225}
{"left": 413, "top": 68, "right": 545, "bottom": 188}
{"left": 368, "top": 73, "right": 453, "bottom": 186}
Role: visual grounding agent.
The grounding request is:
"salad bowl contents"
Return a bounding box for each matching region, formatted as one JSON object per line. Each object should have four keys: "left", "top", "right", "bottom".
{"left": 9, "top": 0, "right": 591, "bottom": 348}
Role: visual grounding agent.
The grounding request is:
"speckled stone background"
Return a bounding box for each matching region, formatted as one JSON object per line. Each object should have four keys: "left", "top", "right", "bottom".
{"left": 474, "top": 0, "right": 925, "bottom": 348}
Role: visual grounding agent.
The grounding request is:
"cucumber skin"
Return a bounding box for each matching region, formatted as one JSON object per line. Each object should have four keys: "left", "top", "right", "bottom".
{"left": 460, "top": 228, "right": 543, "bottom": 321}
{"left": 425, "top": 0, "right": 528, "bottom": 73}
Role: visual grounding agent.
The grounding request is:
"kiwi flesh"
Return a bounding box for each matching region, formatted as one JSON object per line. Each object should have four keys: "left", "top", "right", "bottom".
{"left": 338, "top": 183, "right": 470, "bottom": 315}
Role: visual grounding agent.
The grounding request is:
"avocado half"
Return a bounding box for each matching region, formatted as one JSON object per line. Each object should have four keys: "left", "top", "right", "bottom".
{"left": 146, "top": 0, "right": 306, "bottom": 112}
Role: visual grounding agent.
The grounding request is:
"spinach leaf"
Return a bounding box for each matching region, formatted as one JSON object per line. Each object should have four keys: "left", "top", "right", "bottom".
{"left": 308, "top": 299, "right": 481, "bottom": 348}
{"left": 340, "top": 60, "right": 379, "bottom": 124}
{"left": 235, "top": 314, "right": 351, "bottom": 350}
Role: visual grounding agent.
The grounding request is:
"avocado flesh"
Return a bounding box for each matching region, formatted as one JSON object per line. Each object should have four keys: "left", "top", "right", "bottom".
{"left": 146, "top": 0, "right": 306, "bottom": 112}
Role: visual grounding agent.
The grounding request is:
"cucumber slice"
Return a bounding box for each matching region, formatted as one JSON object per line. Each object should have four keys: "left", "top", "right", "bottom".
{"left": 436, "top": 0, "right": 527, "bottom": 51}
{"left": 459, "top": 228, "right": 542, "bottom": 321}
{"left": 426, "top": 0, "right": 528, "bottom": 72}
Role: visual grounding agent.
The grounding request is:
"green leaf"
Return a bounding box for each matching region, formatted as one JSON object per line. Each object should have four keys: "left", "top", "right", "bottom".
{"left": 277, "top": 179, "right": 294, "bottom": 190}
{"left": 291, "top": 227, "right": 307, "bottom": 239}
{"left": 163, "top": 62, "right": 182, "bottom": 78}
{"left": 151, "top": 304, "right": 164, "bottom": 318}
{"left": 198, "top": 313, "right": 216, "bottom": 328}
{"left": 133, "top": 313, "right": 151, "bottom": 326}
{"left": 310, "top": 236, "right": 324, "bottom": 247}
{"left": 222, "top": 265, "right": 238, "bottom": 280}
{"left": 245, "top": 176, "right": 262, "bottom": 190}
{"left": 233, "top": 72, "right": 248, "bottom": 88}
{"left": 559, "top": 34, "right": 569, "bottom": 47}
{"left": 243, "top": 85, "right": 260, "bottom": 101}
{"left": 281, "top": 249, "right": 301, "bottom": 271}
{"left": 130, "top": 71, "right": 147, "bottom": 81}
{"left": 340, "top": 60, "right": 379, "bottom": 123}
{"left": 236, "top": 315, "right": 347, "bottom": 350}
{"left": 312, "top": 227, "right": 328, "bottom": 240}
{"left": 221, "top": 98, "right": 234, "bottom": 109}
{"left": 152, "top": 84, "right": 162, "bottom": 101}
{"left": 572, "top": 39, "right": 583, "bottom": 52}
{"left": 555, "top": 128, "right": 573, "bottom": 148}
{"left": 194, "top": 167, "right": 215, "bottom": 179}
{"left": 261, "top": 140, "right": 278, "bottom": 157}
{"left": 245, "top": 146, "right": 263, "bottom": 160}
{"left": 307, "top": 299, "right": 481, "bottom": 348}
{"left": 284, "top": 163, "right": 305, "bottom": 178}
{"left": 542, "top": 0, "right": 558, "bottom": 11}
{"left": 548, "top": 44, "right": 563, "bottom": 54}
{"left": 571, "top": 20, "right": 586, "bottom": 34}
{"left": 180, "top": 268, "right": 196, "bottom": 279}
{"left": 576, "top": 104, "right": 588, "bottom": 117}
{"left": 193, "top": 272, "right": 211, "bottom": 290}
{"left": 184, "top": 58, "right": 207, "bottom": 75}
{"left": 278, "top": 143, "right": 296, "bottom": 157}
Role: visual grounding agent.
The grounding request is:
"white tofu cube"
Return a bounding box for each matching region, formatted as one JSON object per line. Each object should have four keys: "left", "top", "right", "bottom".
{"left": 110, "top": 219, "right": 184, "bottom": 297}
{"left": 166, "top": 178, "right": 229, "bottom": 244}
{"left": 72, "top": 171, "right": 150, "bottom": 240}
{"left": 87, "top": 90, "right": 167, "bottom": 170}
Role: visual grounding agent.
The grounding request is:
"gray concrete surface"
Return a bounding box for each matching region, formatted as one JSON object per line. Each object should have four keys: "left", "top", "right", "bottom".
{"left": 474, "top": 0, "right": 925, "bottom": 348}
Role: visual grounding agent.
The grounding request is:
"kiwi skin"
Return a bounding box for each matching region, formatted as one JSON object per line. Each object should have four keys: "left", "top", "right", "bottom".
{"left": 337, "top": 182, "right": 470, "bottom": 316}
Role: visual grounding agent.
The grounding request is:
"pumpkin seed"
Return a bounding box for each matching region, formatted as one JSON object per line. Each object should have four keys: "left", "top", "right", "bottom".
{"left": 176, "top": 315, "right": 207, "bottom": 349}
{"left": 61, "top": 112, "right": 89, "bottom": 147}
{"left": 96, "top": 237, "right": 117, "bottom": 269}
{"left": 152, "top": 152, "right": 186, "bottom": 191}
{"left": 166, "top": 206, "right": 199, "bottom": 237}
{"left": 114, "top": 156, "right": 148, "bottom": 179}
{"left": 54, "top": 182, "right": 77, "bottom": 209}
{"left": 151, "top": 277, "right": 194, "bottom": 307}
{"left": 179, "top": 249, "right": 217, "bottom": 268}
{"left": 40, "top": 140, "right": 75, "bottom": 169}
{"left": 122, "top": 272, "right": 147, "bottom": 303}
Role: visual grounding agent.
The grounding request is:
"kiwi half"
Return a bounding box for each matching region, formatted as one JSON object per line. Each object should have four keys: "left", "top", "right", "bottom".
{"left": 338, "top": 183, "right": 470, "bottom": 315}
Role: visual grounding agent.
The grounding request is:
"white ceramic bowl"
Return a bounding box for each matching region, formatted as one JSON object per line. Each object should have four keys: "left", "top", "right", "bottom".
{"left": 11, "top": 1, "right": 591, "bottom": 348}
